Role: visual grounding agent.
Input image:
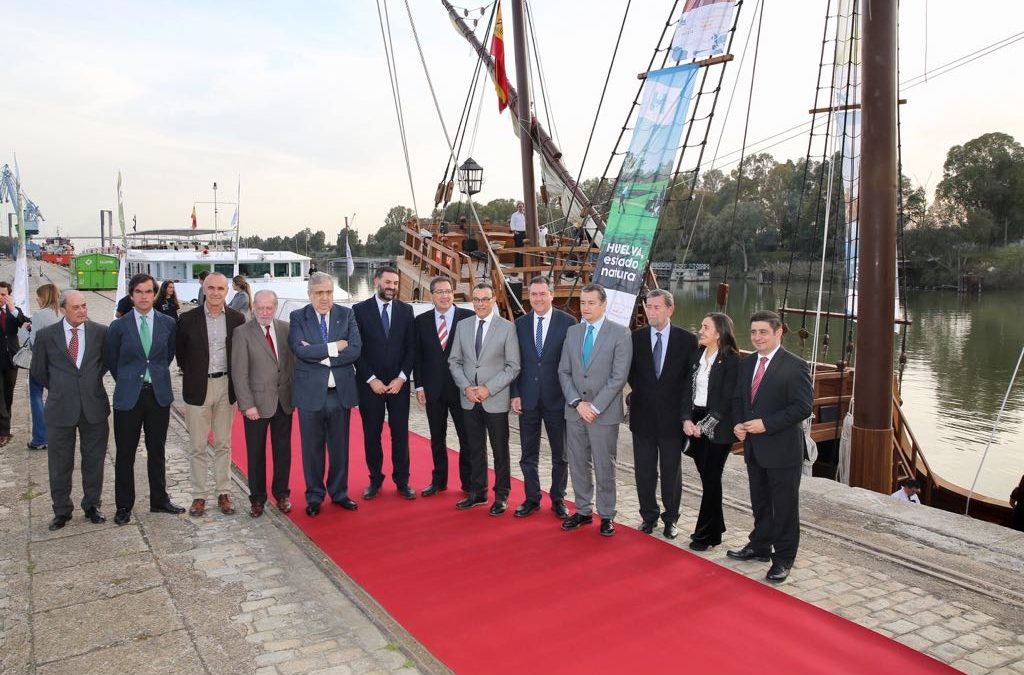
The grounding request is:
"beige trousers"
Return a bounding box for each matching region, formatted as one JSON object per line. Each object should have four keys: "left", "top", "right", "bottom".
{"left": 186, "top": 376, "right": 234, "bottom": 499}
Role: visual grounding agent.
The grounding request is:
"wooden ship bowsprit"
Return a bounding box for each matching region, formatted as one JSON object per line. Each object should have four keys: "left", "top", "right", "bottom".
{"left": 387, "top": 0, "right": 1013, "bottom": 525}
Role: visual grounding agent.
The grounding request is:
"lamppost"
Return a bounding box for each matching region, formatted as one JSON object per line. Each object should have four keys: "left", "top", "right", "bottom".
{"left": 457, "top": 157, "right": 483, "bottom": 197}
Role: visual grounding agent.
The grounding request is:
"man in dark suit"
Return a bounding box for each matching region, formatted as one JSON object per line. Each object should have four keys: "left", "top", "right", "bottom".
{"left": 353, "top": 266, "right": 416, "bottom": 500}
{"left": 728, "top": 310, "right": 813, "bottom": 582}
{"left": 627, "top": 289, "right": 696, "bottom": 539}
{"left": 412, "top": 275, "right": 474, "bottom": 496}
{"left": 30, "top": 291, "right": 110, "bottom": 531}
{"left": 510, "top": 276, "right": 576, "bottom": 518}
{"left": 176, "top": 272, "right": 246, "bottom": 517}
{"left": 103, "top": 273, "right": 185, "bottom": 525}
{"left": 232, "top": 290, "right": 295, "bottom": 517}
{"left": 0, "top": 280, "right": 31, "bottom": 447}
{"left": 289, "top": 272, "right": 362, "bottom": 516}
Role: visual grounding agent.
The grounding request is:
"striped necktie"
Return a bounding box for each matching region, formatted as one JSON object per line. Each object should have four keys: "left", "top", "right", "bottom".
{"left": 437, "top": 313, "right": 448, "bottom": 350}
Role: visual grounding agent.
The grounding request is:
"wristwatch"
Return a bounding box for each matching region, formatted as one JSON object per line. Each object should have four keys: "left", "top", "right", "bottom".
{"left": 570, "top": 399, "right": 582, "bottom": 408}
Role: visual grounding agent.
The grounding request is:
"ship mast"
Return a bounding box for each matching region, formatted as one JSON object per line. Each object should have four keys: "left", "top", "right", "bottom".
{"left": 850, "top": 1, "right": 897, "bottom": 492}
{"left": 441, "top": 0, "right": 607, "bottom": 234}
{"left": 509, "top": 0, "right": 539, "bottom": 248}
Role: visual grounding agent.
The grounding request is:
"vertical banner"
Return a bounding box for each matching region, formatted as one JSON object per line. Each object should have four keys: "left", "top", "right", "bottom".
{"left": 594, "top": 63, "right": 699, "bottom": 326}
{"left": 670, "top": 0, "right": 736, "bottom": 61}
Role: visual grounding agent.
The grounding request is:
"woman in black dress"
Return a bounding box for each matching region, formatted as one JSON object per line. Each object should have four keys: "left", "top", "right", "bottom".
{"left": 154, "top": 280, "right": 180, "bottom": 320}
{"left": 684, "top": 312, "right": 741, "bottom": 551}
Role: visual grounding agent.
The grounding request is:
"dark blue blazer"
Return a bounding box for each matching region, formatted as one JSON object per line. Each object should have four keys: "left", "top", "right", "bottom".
{"left": 288, "top": 304, "right": 362, "bottom": 411}
{"left": 352, "top": 297, "right": 415, "bottom": 390}
{"left": 511, "top": 308, "right": 577, "bottom": 411}
{"left": 103, "top": 310, "right": 177, "bottom": 410}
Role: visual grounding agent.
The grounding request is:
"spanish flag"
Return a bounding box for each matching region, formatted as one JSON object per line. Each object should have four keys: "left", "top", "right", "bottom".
{"left": 490, "top": 2, "right": 510, "bottom": 113}
{"left": 191, "top": 206, "right": 197, "bottom": 229}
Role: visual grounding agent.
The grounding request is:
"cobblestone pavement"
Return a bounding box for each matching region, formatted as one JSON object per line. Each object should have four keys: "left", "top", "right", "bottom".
{"left": 2, "top": 262, "right": 1023, "bottom": 673}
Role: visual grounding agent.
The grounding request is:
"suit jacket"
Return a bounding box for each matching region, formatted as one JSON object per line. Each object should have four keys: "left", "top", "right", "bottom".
{"left": 288, "top": 303, "right": 361, "bottom": 411}
{"left": 448, "top": 313, "right": 520, "bottom": 413}
{"left": 627, "top": 325, "right": 696, "bottom": 437}
{"left": 0, "top": 306, "right": 30, "bottom": 370}
{"left": 30, "top": 320, "right": 110, "bottom": 426}
{"left": 412, "top": 306, "right": 474, "bottom": 403}
{"left": 353, "top": 297, "right": 415, "bottom": 389}
{"left": 732, "top": 347, "right": 813, "bottom": 469}
{"left": 103, "top": 310, "right": 177, "bottom": 410}
{"left": 175, "top": 305, "right": 246, "bottom": 406}
{"left": 511, "top": 309, "right": 577, "bottom": 411}
{"left": 231, "top": 318, "right": 295, "bottom": 417}
{"left": 690, "top": 347, "right": 740, "bottom": 445}
{"left": 558, "top": 319, "right": 632, "bottom": 425}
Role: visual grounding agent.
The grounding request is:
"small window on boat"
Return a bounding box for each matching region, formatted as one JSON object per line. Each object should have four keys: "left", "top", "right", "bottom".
{"left": 192, "top": 264, "right": 211, "bottom": 279}
{"left": 273, "top": 262, "right": 289, "bottom": 277}
{"left": 214, "top": 263, "right": 234, "bottom": 275}
{"left": 291, "top": 262, "right": 301, "bottom": 277}
{"left": 240, "top": 263, "right": 271, "bottom": 278}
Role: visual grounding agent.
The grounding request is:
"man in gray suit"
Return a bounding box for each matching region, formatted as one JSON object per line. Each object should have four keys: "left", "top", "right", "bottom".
{"left": 448, "top": 281, "right": 521, "bottom": 514}
{"left": 30, "top": 291, "right": 110, "bottom": 531}
{"left": 558, "top": 283, "right": 632, "bottom": 536}
{"left": 231, "top": 290, "right": 295, "bottom": 518}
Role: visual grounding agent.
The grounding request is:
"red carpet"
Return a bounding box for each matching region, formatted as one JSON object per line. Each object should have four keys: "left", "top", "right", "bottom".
{"left": 231, "top": 410, "right": 954, "bottom": 674}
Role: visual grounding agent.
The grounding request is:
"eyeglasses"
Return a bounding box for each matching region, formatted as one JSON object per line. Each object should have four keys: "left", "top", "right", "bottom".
{"left": 471, "top": 297, "right": 493, "bottom": 303}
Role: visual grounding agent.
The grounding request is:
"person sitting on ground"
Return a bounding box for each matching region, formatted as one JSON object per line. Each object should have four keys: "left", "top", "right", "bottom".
{"left": 891, "top": 478, "right": 921, "bottom": 504}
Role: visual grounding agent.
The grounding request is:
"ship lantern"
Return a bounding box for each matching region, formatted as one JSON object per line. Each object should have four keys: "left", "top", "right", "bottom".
{"left": 457, "top": 157, "right": 484, "bottom": 196}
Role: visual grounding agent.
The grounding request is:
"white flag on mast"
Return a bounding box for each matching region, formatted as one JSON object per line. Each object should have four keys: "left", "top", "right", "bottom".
{"left": 345, "top": 234, "right": 355, "bottom": 277}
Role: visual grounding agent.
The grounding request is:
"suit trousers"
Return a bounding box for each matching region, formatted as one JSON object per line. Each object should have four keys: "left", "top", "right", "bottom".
{"left": 631, "top": 431, "right": 684, "bottom": 525}
{"left": 0, "top": 367, "right": 18, "bottom": 435}
{"left": 243, "top": 404, "right": 293, "bottom": 505}
{"left": 359, "top": 386, "right": 411, "bottom": 488}
{"left": 47, "top": 419, "right": 109, "bottom": 517}
{"left": 114, "top": 386, "right": 171, "bottom": 511}
{"left": 746, "top": 450, "right": 802, "bottom": 565}
{"left": 512, "top": 231, "right": 526, "bottom": 268}
{"left": 566, "top": 417, "right": 619, "bottom": 519}
{"left": 185, "top": 376, "right": 234, "bottom": 499}
{"left": 297, "top": 389, "right": 351, "bottom": 506}
{"left": 462, "top": 404, "right": 510, "bottom": 500}
{"left": 424, "top": 395, "right": 471, "bottom": 490}
{"left": 690, "top": 436, "right": 731, "bottom": 544}
{"left": 518, "top": 406, "right": 569, "bottom": 505}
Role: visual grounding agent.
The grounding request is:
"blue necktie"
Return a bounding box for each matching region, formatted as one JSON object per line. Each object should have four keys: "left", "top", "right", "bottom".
{"left": 582, "top": 325, "right": 595, "bottom": 367}
{"left": 319, "top": 313, "right": 329, "bottom": 342}
{"left": 381, "top": 302, "right": 391, "bottom": 338}
{"left": 535, "top": 316, "right": 544, "bottom": 357}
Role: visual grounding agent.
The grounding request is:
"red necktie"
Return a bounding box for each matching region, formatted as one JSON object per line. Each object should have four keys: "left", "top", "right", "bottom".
{"left": 437, "top": 314, "right": 448, "bottom": 350}
{"left": 750, "top": 356, "right": 768, "bottom": 402}
{"left": 68, "top": 327, "right": 79, "bottom": 365}
{"left": 265, "top": 325, "right": 277, "bottom": 359}
{"left": 0, "top": 310, "right": 6, "bottom": 333}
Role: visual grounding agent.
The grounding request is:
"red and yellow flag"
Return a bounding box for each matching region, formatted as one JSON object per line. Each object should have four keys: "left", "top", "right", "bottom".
{"left": 191, "top": 206, "right": 197, "bottom": 229}
{"left": 490, "top": 2, "right": 510, "bottom": 113}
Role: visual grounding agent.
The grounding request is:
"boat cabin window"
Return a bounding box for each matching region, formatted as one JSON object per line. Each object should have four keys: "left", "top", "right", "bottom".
{"left": 273, "top": 262, "right": 289, "bottom": 277}
{"left": 292, "top": 262, "right": 301, "bottom": 277}
{"left": 191, "top": 264, "right": 211, "bottom": 279}
{"left": 241, "top": 262, "right": 272, "bottom": 278}
{"left": 214, "top": 263, "right": 234, "bottom": 275}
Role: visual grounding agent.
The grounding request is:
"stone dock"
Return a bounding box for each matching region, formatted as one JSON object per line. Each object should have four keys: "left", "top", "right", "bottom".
{"left": 1, "top": 260, "right": 1022, "bottom": 674}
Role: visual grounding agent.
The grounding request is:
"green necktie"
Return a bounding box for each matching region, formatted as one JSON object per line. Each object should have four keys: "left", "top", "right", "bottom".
{"left": 582, "top": 325, "right": 595, "bottom": 367}
{"left": 140, "top": 314, "right": 152, "bottom": 383}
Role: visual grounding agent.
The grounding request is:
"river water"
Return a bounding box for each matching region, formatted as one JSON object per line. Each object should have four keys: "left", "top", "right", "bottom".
{"left": 344, "top": 273, "right": 1023, "bottom": 501}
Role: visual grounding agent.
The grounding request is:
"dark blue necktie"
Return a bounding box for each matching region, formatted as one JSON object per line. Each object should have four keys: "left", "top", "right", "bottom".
{"left": 381, "top": 302, "right": 391, "bottom": 338}
{"left": 535, "top": 316, "right": 544, "bottom": 357}
{"left": 319, "top": 313, "right": 329, "bottom": 342}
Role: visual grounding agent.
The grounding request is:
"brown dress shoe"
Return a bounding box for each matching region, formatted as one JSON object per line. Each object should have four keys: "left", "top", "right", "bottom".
{"left": 249, "top": 502, "right": 264, "bottom": 518}
{"left": 276, "top": 497, "right": 292, "bottom": 514}
{"left": 189, "top": 499, "right": 206, "bottom": 517}
{"left": 218, "top": 494, "right": 236, "bottom": 515}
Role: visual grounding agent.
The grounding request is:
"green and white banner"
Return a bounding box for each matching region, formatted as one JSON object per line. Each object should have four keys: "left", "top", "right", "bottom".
{"left": 594, "top": 63, "right": 699, "bottom": 325}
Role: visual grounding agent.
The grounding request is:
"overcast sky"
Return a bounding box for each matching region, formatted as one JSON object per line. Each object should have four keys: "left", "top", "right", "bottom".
{"left": 4, "top": 0, "right": 1023, "bottom": 247}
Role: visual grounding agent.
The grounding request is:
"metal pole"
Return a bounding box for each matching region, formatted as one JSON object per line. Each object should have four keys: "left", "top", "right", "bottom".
{"left": 510, "top": 0, "right": 539, "bottom": 248}
{"left": 851, "top": 0, "right": 897, "bottom": 493}
{"left": 213, "top": 181, "right": 219, "bottom": 242}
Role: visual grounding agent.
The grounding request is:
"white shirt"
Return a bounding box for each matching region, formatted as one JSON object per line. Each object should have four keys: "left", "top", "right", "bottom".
{"left": 751, "top": 344, "right": 782, "bottom": 384}
{"left": 473, "top": 316, "right": 492, "bottom": 346}
{"left": 533, "top": 308, "right": 553, "bottom": 350}
{"left": 891, "top": 489, "right": 921, "bottom": 504}
{"left": 258, "top": 321, "right": 279, "bottom": 358}
{"left": 367, "top": 296, "right": 407, "bottom": 383}
{"left": 510, "top": 210, "right": 526, "bottom": 232}
{"left": 133, "top": 308, "right": 155, "bottom": 337}
{"left": 694, "top": 349, "right": 718, "bottom": 408}
{"left": 63, "top": 319, "right": 85, "bottom": 369}
{"left": 649, "top": 324, "right": 670, "bottom": 376}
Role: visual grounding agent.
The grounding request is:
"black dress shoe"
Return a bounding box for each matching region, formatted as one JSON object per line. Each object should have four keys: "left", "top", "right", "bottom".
{"left": 726, "top": 545, "right": 771, "bottom": 562}
{"left": 306, "top": 503, "right": 321, "bottom": 517}
{"left": 84, "top": 507, "right": 106, "bottom": 524}
{"left": 766, "top": 562, "right": 792, "bottom": 582}
{"left": 640, "top": 520, "right": 656, "bottom": 534}
{"left": 561, "top": 513, "right": 593, "bottom": 530}
{"left": 514, "top": 501, "right": 539, "bottom": 518}
{"left": 114, "top": 509, "right": 131, "bottom": 525}
{"left": 689, "top": 540, "right": 711, "bottom": 551}
{"left": 421, "top": 484, "right": 446, "bottom": 497}
{"left": 150, "top": 502, "right": 185, "bottom": 514}
{"left": 335, "top": 497, "right": 359, "bottom": 511}
{"left": 663, "top": 523, "right": 678, "bottom": 540}
{"left": 363, "top": 484, "right": 381, "bottom": 500}
{"left": 600, "top": 519, "right": 615, "bottom": 537}
{"left": 455, "top": 494, "right": 487, "bottom": 510}
{"left": 397, "top": 485, "right": 416, "bottom": 500}
{"left": 48, "top": 515, "right": 71, "bottom": 531}
{"left": 551, "top": 501, "right": 569, "bottom": 519}
{"left": 489, "top": 500, "right": 507, "bottom": 516}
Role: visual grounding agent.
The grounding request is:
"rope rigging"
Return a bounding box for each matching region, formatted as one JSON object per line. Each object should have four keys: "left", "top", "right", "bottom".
{"left": 375, "top": 0, "right": 419, "bottom": 216}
